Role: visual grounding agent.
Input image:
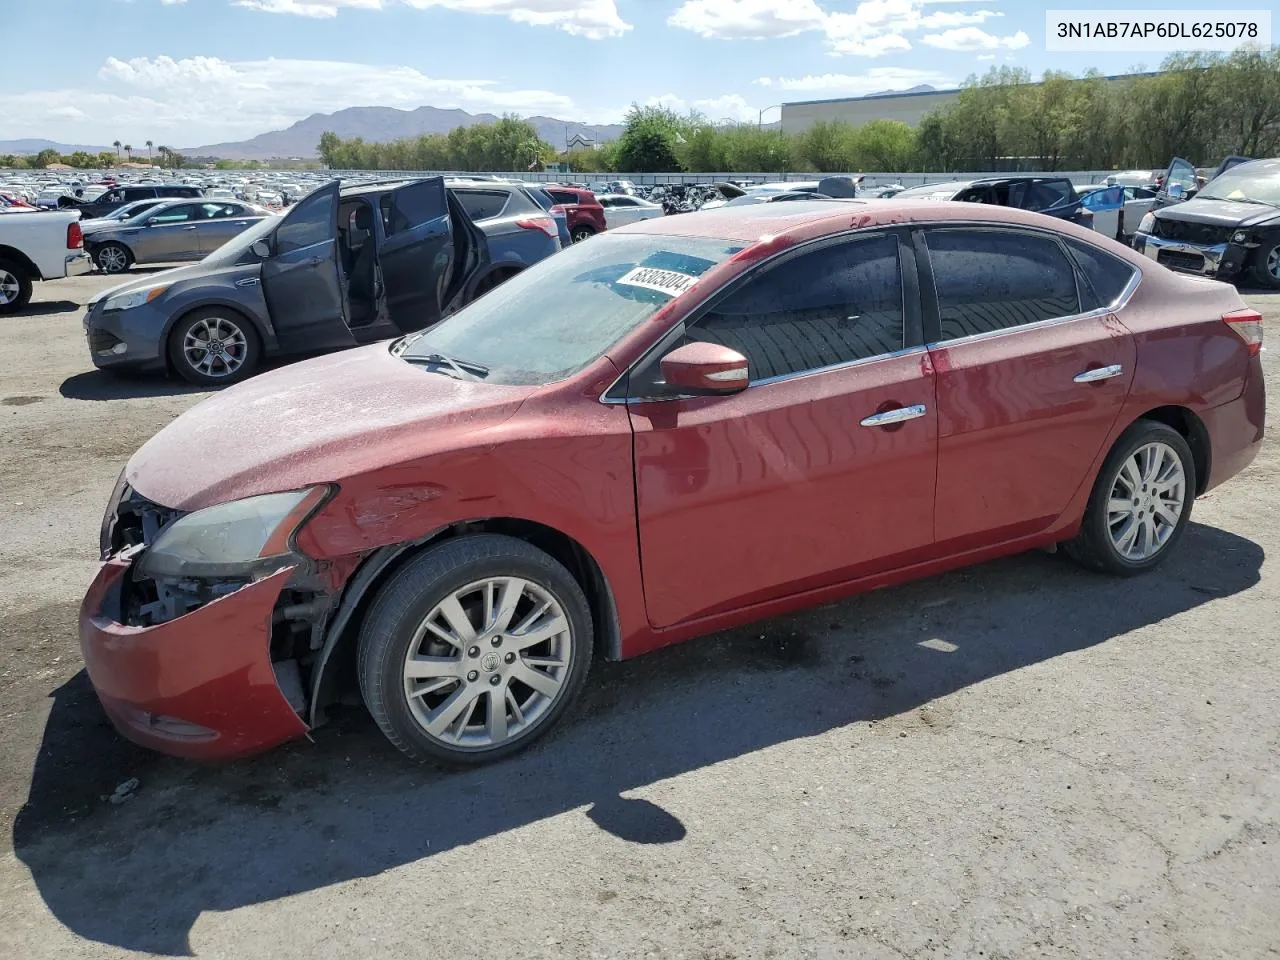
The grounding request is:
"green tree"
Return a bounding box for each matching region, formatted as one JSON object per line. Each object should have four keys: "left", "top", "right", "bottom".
{"left": 33, "top": 148, "right": 62, "bottom": 168}
{"left": 616, "top": 105, "right": 684, "bottom": 173}
{"left": 795, "top": 120, "right": 855, "bottom": 171}
{"left": 112, "top": 140, "right": 121, "bottom": 158}
{"left": 1212, "top": 45, "right": 1280, "bottom": 156}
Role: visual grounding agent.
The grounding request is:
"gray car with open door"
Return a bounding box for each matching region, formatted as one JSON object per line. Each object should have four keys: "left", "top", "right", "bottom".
{"left": 82, "top": 177, "right": 491, "bottom": 385}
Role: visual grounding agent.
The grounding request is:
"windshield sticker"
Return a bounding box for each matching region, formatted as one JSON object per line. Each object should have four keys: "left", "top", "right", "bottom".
{"left": 616, "top": 266, "right": 700, "bottom": 297}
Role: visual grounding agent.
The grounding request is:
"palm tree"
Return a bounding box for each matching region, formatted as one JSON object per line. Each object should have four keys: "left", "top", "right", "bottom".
{"left": 157, "top": 146, "right": 171, "bottom": 168}
{"left": 112, "top": 140, "right": 121, "bottom": 158}
{"left": 123, "top": 144, "right": 133, "bottom": 161}
{"left": 145, "top": 140, "right": 153, "bottom": 161}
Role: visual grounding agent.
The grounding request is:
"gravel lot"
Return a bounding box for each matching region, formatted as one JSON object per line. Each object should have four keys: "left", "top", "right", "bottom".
{"left": 1, "top": 270, "right": 1277, "bottom": 960}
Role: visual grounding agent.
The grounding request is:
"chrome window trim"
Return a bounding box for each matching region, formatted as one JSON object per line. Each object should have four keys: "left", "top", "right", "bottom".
{"left": 918, "top": 222, "right": 1143, "bottom": 350}
{"left": 599, "top": 227, "right": 911, "bottom": 405}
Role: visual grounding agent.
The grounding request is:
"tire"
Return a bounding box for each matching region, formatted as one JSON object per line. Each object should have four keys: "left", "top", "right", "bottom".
{"left": 95, "top": 242, "right": 132, "bottom": 274}
{"left": 571, "top": 225, "right": 595, "bottom": 243}
{"left": 1249, "top": 240, "right": 1280, "bottom": 290}
{"left": 167, "top": 307, "right": 261, "bottom": 386}
{"left": 0, "top": 258, "right": 33, "bottom": 315}
{"left": 1065, "top": 420, "right": 1196, "bottom": 576}
{"left": 357, "top": 534, "right": 593, "bottom": 766}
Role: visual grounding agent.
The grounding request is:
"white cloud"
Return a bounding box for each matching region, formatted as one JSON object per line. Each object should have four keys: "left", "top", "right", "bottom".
{"left": 643, "top": 92, "right": 760, "bottom": 122}
{"left": 160, "top": 0, "right": 189, "bottom": 5}
{"left": 976, "top": 53, "right": 995, "bottom": 59}
{"left": 667, "top": 0, "right": 826, "bottom": 39}
{"left": 668, "top": 0, "right": 1003, "bottom": 55}
{"left": 753, "top": 67, "right": 954, "bottom": 94}
{"left": 233, "top": 0, "right": 630, "bottom": 35}
{"left": 920, "top": 26, "right": 1029, "bottom": 49}
{"left": 0, "top": 56, "right": 580, "bottom": 146}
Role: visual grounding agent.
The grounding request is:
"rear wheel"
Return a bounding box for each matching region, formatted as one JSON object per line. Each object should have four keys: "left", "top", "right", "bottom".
{"left": 95, "top": 242, "right": 132, "bottom": 274}
{"left": 167, "top": 307, "right": 261, "bottom": 386}
{"left": 571, "top": 225, "right": 595, "bottom": 243}
{"left": 1249, "top": 241, "right": 1280, "bottom": 289}
{"left": 1065, "top": 420, "right": 1195, "bottom": 576}
{"left": 357, "top": 534, "right": 593, "bottom": 766}
{"left": 0, "top": 259, "right": 33, "bottom": 315}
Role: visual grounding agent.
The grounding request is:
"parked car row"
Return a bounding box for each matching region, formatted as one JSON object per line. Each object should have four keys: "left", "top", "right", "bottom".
{"left": 80, "top": 196, "right": 1266, "bottom": 768}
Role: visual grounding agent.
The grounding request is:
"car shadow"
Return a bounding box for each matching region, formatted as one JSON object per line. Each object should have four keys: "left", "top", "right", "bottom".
{"left": 11, "top": 300, "right": 81, "bottom": 317}
{"left": 59, "top": 357, "right": 305, "bottom": 401}
{"left": 11, "top": 522, "right": 1263, "bottom": 955}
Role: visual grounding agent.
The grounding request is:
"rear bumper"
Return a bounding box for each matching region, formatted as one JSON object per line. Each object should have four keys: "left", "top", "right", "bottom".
{"left": 78, "top": 562, "right": 308, "bottom": 760}
{"left": 64, "top": 252, "right": 93, "bottom": 278}
{"left": 1202, "top": 354, "right": 1266, "bottom": 493}
{"left": 1134, "top": 232, "right": 1249, "bottom": 279}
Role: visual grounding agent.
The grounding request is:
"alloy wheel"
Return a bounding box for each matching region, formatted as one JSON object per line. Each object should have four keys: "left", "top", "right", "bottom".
{"left": 0, "top": 269, "right": 18, "bottom": 305}
{"left": 1106, "top": 441, "right": 1186, "bottom": 561}
{"left": 402, "top": 576, "right": 573, "bottom": 750}
{"left": 182, "top": 315, "right": 249, "bottom": 379}
{"left": 97, "top": 246, "right": 129, "bottom": 274}
{"left": 1266, "top": 244, "right": 1280, "bottom": 281}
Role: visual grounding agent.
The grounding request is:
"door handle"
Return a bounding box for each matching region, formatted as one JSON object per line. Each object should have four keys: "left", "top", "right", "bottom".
{"left": 860, "top": 404, "right": 928, "bottom": 428}
{"left": 1073, "top": 364, "right": 1123, "bottom": 383}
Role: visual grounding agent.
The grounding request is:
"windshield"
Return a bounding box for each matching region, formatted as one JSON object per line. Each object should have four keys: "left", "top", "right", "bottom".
{"left": 201, "top": 215, "right": 279, "bottom": 266}
{"left": 1198, "top": 163, "right": 1280, "bottom": 205}
{"left": 400, "top": 233, "right": 744, "bottom": 385}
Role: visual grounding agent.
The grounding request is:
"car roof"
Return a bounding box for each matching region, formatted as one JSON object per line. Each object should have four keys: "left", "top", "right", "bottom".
{"left": 615, "top": 198, "right": 1100, "bottom": 244}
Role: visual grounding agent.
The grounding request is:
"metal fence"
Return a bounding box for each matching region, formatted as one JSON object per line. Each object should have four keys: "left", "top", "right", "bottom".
{"left": 325, "top": 169, "right": 1131, "bottom": 188}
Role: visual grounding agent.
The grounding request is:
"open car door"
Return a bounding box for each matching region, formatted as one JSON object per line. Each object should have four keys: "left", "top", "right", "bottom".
{"left": 1213, "top": 155, "right": 1252, "bottom": 179}
{"left": 377, "top": 177, "right": 468, "bottom": 334}
{"left": 1154, "top": 156, "right": 1198, "bottom": 209}
{"left": 261, "top": 181, "right": 349, "bottom": 352}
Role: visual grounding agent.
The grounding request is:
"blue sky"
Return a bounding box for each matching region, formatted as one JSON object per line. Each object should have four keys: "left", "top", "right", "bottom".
{"left": 0, "top": 0, "right": 1253, "bottom": 147}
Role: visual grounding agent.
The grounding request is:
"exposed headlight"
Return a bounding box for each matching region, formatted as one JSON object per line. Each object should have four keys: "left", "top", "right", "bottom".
{"left": 103, "top": 285, "right": 169, "bottom": 312}
{"left": 1138, "top": 213, "right": 1155, "bottom": 235}
{"left": 136, "top": 486, "right": 330, "bottom": 580}
{"left": 1231, "top": 230, "right": 1249, "bottom": 245}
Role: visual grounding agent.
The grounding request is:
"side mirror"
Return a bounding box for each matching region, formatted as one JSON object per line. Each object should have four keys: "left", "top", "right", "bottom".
{"left": 1167, "top": 183, "right": 1185, "bottom": 200}
{"left": 250, "top": 238, "right": 272, "bottom": 259}
{"left": 660, "top": 341, "right": 749, "bottom": 395}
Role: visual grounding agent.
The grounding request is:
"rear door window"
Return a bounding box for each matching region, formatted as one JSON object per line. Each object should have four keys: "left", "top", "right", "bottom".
{"left": 124, "top": 187, "right": 157, "bottom": 201}
{"left": 548, "top": 189, "right": 578, "bottom": 205}
{"left": 1063, "top": 238, "right": 1139, "bottom": 308}
{"left": 923, "top": 228, "right": 1081, "bottom": 341}
{"left": 385, "top": 180, "right": 448, "bottom": 235}
{"left": 146, "top": 203, "right": 203, "bottom": 225}
{"left": 453, "top": 189, "right": 509, "bottom": 222}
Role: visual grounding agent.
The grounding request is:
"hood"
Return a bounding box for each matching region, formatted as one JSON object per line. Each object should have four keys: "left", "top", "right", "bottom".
{"left": 87, "top": 261, "right": 254, "bottom": 307}
{"left": 1155, "top": 197, "right": 1280, "bottom": 229}
{"left": 126, "top": 344, "right": 536, "bottom": 512}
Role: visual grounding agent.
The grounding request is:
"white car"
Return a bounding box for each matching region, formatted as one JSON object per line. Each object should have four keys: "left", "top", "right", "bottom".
{"left": 595, "top": 194, "right": 665, "bottom": 229}
{"left": 0, "top": 208, "right": 92, "bottom": 314}
{"left": 1076, "top": 183, "right": 1160, "bottom": 242}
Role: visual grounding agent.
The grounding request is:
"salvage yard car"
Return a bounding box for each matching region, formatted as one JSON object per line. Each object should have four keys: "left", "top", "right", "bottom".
{"left": 0, "top": 206, "right": 91, "bottom": 314}
{"left": 85, "top": 199, "right": 273, "bottom": 274}
{"left": 82, "top": 177, "right": 529, "bottom": 385}
{"left": 897, "top": 175, "right": 1094, "bottom": 230}
{"left": 1133, "top": 157, "right": 1280, "bottom": 287}
{"left": 82, "top": 200, "right": 1265, "bottom": 765}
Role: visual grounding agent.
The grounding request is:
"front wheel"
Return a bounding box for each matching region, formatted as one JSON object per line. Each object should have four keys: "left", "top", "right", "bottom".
{"left": 1065, "top": 420, "right": 1195, "bottom": 576}
{"left": 357, "top": 534, "right": 593, "bottom": 765}
{"left": 167, "top": 308, "right": 261, "bottom": 386}
{"left": 95, "top": 242, "right": 132, "bottom": 274}
{"left": 0, "top": 258, "right": 33, "bottom": 315}
{"left": 1249, "top": 241, "right": 1280, "bottom": 289}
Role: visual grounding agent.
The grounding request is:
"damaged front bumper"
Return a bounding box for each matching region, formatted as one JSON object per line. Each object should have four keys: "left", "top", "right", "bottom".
{"left": 79, "top": 561, "right": 310, "bottom": 760}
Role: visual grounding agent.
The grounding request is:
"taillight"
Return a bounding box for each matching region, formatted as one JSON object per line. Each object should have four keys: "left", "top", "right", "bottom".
{"left": 67, "top": 221, "right": 83, "bottom": 249}
{"left": 516, "top": 216, "right": 559, "bottom": 239}
{"left": 1223, "top": 308, "right": 1263, "bottom": 356}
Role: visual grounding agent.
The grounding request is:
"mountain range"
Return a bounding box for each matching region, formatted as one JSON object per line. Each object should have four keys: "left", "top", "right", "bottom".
{"left": 180, "top": 107, "right": 626, "bottom": 160}
{"left": 3, "top": 85, "right": 938, "bottom": 161}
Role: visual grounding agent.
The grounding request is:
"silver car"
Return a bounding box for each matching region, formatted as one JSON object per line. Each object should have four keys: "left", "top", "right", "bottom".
{"left": 85, "top": 199, "right": 272, "bottom": 274}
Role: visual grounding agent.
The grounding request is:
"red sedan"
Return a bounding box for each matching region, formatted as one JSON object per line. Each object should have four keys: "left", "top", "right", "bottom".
{"left": 81, "top": 200, "right": 1265, "bottom": 764}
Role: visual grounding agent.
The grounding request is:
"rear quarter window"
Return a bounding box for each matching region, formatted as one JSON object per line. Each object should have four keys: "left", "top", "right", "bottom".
{"left": 1064, "top": 238, "right": 1139, "bottom": 308}
{"left": 548, "top": 189, "right": 578, "bottom": 205}
{"left": 454, "top": 189, "right": 510, "bottom": 222}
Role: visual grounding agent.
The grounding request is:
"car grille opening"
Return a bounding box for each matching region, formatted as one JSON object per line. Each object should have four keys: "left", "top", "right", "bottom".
{"left": 1157, "top": 249, "right": 1208, "bottom": 273}
{"left": 1151, "top": 219, "right": 1233, "bottom": 245}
